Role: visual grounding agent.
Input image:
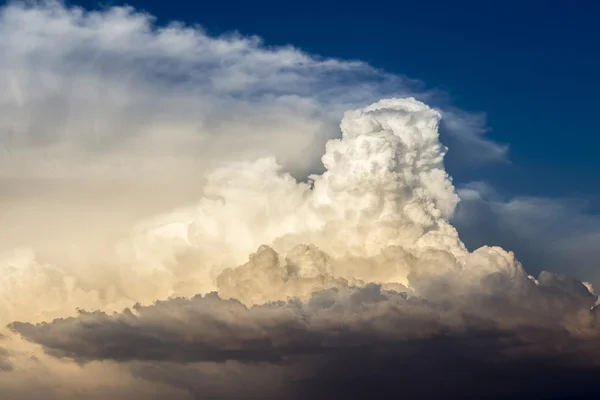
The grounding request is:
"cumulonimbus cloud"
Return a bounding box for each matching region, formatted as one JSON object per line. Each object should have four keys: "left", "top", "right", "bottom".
{"left": 0, "top": 0, "right": 504, "bottom": 286}
{"left": 7, "top": 96, "right": 600, "bottom": 399}
{"left": 0, "top": 2, "right": 592, "bottom": 399}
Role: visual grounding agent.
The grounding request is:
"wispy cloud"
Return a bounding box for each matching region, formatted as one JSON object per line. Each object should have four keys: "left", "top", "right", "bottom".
{"left": 455, "top": 181, "right": 600, "bottom": 285}
{"left": 0, "top": 1, "right": 505, "bottom": 182}
{"left": 441, "top": 109, "right": 509, "bottom": 165}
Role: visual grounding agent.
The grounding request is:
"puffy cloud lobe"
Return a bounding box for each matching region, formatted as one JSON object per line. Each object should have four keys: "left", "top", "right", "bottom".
{"left": 0, "top": 248, "right": 115, "bottom": 324}
{"left": 122, "top": 97, "right": 468, "bottom": 300}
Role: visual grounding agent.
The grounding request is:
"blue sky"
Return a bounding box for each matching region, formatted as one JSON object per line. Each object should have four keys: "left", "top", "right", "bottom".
{"left": 69, "top": 0, "right": 600, "bottom": 199}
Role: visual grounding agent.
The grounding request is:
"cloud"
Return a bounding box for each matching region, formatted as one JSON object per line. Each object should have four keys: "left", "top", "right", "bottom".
{"left": 124, "top": 348, "right": 600, "bottom": 399}
{"left": 0, "top": 96, "right": 472, "bottom": 323}
{"left": 440, "top": 108, "right": 509, "bottom": 165}
{"left": 10, "top": 280, "right": 599, "bottom": 364}
{"left": 3, "top": 93, "right": 597, "bottom": 397}
{"left": 0, "top": 0, "right": 396, "bottom": 269}
{"left": 454, "top": 182, "right": 600, "bottom": 286}
{"left": 0, "top": 0, "right": 442, "bottom": 183}
{"left": 0, "top": 3, "right": 591, "bottom": 399}
{"left": 11, "top": 280, "right": 600, "bottom": 398}
{"left": 0, "top": 1, "right": 505, "bottom": 294}
{"left": 0, "top": 346, "right": 12, "bottom": 372}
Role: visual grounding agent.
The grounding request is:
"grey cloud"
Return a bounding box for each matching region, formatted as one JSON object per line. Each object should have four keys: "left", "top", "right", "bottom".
{"left": 11, "top": 286, "right": 452, "bottom": 363}
{"left": 440, "top": 108, "right": 509, "bottom": 165}
{"left": 10, "top": 275, "right": 600, "bottom": 399}
{"left": 454, "top": 182, "right": 600, "bottom": 286}
{"left": 11, "top": 238, "right": 600, "bottom": 364}
{"left": 0, "top": 346, "right": 12, "bottom": 372}
{"left": 125, "top": 340, "right": 600, "bottom": 399}
{"left": 129, "top": 361, "right": 288, "bottom": 399}
{"left": 0, "top": 1, "right": 507, "bottom": 181}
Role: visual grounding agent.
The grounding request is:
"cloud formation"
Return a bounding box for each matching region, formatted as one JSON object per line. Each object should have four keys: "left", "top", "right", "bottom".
{"left": 455, "top": 182, "right": 600, "bottom": 286}
{"left": 11, "top": 280, "right": 600, "bottom": 364}
{"left": 0, "top": 2, "right": 593, "bottom": 399}
{"left": 0, "top": 1, "right": 504, "bottom": 299}
{"left": 10, "top": 280, "right": 600, "bottom": 398}
{"left": 7, "top": 95, "right": 600, "bottom": 399}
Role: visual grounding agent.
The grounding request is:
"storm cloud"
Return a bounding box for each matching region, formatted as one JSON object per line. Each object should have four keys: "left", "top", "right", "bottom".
{"left": 0, "top": 2, "right": 597, "bottom": 399}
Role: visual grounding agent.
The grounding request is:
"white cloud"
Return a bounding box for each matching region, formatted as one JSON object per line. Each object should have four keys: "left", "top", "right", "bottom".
{"left": 0, "top": 1, "right": 408, "bottom": 268}
{"left": 0, "top": 1, "right": 507, "bottom": 181}
{"left": 440, "top": 108, "right": 509, "bottom": 164}
{"left": 0, "top": 1, "right": 408, "bottom": 181}
{"left": 0, "top": 1, "right": 507, "bottom": 279}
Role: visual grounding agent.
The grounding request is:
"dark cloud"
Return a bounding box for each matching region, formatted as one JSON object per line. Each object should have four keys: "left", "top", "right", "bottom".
{"left": 129, "top": 361, "right": 288, "bottom": 399}
{"left": 11, "top": 278, "right": 600, "bottom": 399}
{"left": 11, "top": 287, "right": 455, "bottom": 363}
{"left": 122, "top": 338, "right": 600, "bottom": 399}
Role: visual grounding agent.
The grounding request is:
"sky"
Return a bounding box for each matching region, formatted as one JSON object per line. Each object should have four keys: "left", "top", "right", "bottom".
{"left": 0, "top": 1, "right": 600, "bottom": 399}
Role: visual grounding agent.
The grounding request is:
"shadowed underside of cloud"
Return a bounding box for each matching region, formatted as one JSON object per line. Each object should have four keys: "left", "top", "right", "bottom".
{"left": 122, "top": 354, "right": 600, "bottom": 399}
{"left": 9, "top": 284, "right": 599, "bottom": 363}
{"left": 10, "top": 283, "right": 600, "bottom": 399}
{"left": 126, "top": 337, "right": 600, "bottom": 399}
